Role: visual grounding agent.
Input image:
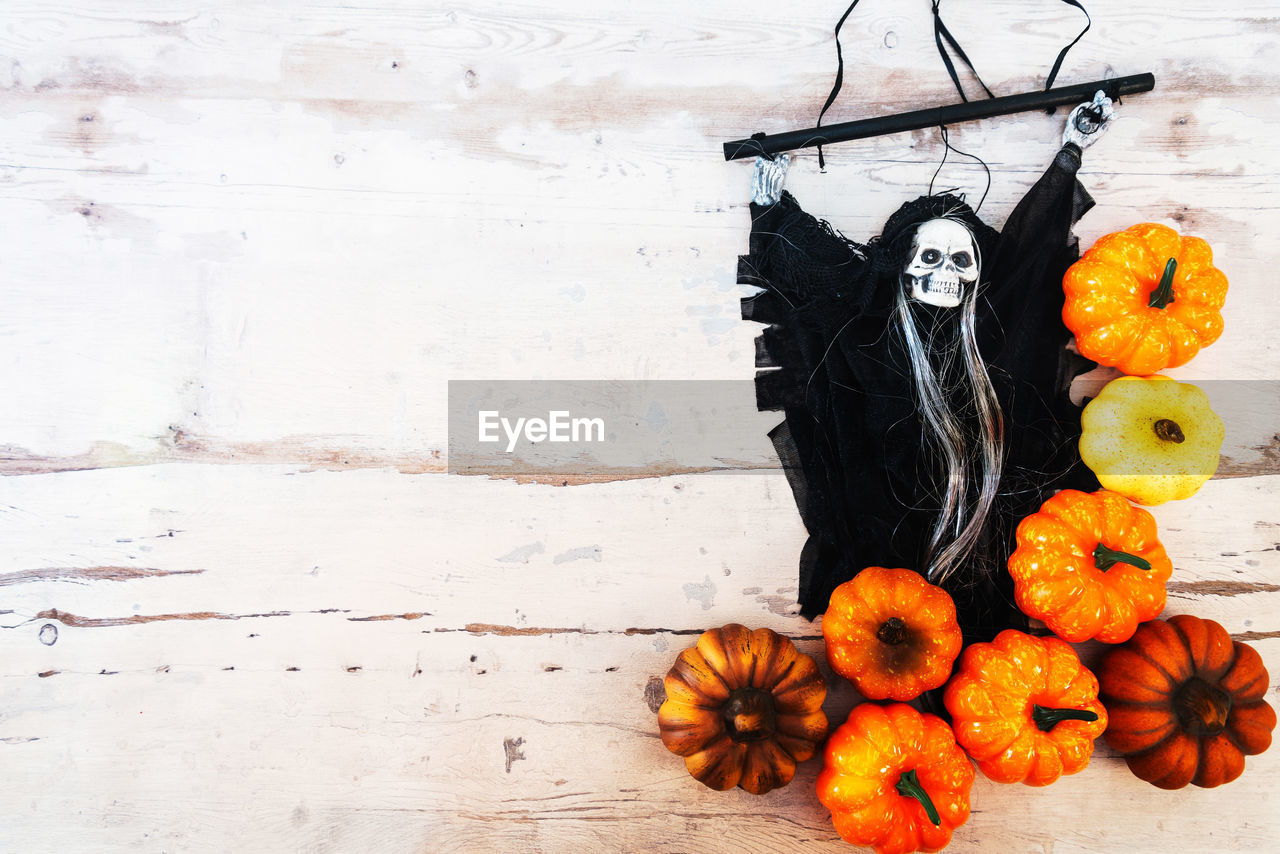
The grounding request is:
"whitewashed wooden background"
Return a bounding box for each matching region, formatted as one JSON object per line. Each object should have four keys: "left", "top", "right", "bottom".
{"left": 2, "top": 1, "right": 1278, "bottom": 851}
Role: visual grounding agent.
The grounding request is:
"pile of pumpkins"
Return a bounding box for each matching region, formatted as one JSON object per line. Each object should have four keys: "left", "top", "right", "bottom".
{"left": 657, "top": 224, "right": 1275, "bottom": 853}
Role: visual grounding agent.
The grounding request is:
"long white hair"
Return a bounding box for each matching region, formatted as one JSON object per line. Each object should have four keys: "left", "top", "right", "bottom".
{"left": 892, "top": 218, "right": 1005, "bottom": 585}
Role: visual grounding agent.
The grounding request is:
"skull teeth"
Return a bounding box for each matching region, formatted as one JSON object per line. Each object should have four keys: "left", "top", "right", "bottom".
{"left": 907, "top": 274, "right": 962, "bottom": 307}
{"left": 921, "top": 276, "right": 959, "bottom": 295}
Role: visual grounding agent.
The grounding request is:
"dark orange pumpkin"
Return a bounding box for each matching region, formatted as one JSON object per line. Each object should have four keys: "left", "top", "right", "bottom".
{"left": 822, "top": 566, "right": 962, "bottom": 701}
{"left": 1098, "top": 614, "right": 1276, "bottom": 789}
{"left": 657, "top": 624, "right": 828, "bottom": 794}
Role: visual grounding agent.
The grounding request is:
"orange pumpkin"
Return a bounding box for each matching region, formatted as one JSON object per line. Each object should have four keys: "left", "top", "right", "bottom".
{"left": 1007, "top": 489, "right": 1172, "bottom": 643}
{"left": 1062, "top": 222, "right": 1228, "bottom": 376}
{"left": 1098, "top": 614, "right": 1276, "bottom": 789}
{"left": 822, "top": 566, "right": 962, "bottom": 701}
{"left": 657, "top": 624, "right": 828, "bottom": 794}
{"left": 817, "top": 702, "right": 975, "bottom": 854}
{"left": 944, "top": 629, "right": 1107, "bottom": 786}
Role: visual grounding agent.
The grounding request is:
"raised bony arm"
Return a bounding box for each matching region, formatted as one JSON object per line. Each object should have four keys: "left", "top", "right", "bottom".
{"left": 1062, "top": 90, "right": 1116, "bottom": 151}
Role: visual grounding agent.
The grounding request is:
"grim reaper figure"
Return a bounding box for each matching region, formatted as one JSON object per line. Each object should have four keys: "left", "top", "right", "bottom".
{"left": 740, "top": 94, "right": 1114, "bottom": 641}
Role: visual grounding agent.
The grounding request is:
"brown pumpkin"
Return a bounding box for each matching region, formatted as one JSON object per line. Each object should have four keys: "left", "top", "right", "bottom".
{"left": 657, "top": 623, "right": 828, "bottom": 794}
{"left": 1098, "top": 614, "right": 1276, "bottom": 789}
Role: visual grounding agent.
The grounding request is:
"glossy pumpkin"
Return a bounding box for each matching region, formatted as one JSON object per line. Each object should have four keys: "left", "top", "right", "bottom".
{"left": 944, "top": 630, "right": 1107, "bottom": 786}
{"left": 657, "top": 624, "right": 828, "bottom": 794}
{"left": 822, "top": 566, "right": 963, "bottom": 701}
{"left": 1008, "top": 489, "right": 1172, "bottom": 643}
{"left": 1063, "top": 222, "right": 1228, "bottom": 375}
{"left": 1079, "top": 375, "right": 1225, "bottom": 506}
{"left": 817, "top": 702, "right": 975, "bottom": 854}
{"left": 1099, "top": 614, "right": 1276, "bottom": 789}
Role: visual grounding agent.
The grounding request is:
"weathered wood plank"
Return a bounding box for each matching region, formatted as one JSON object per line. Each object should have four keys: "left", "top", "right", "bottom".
{"left": 2, "top": 467, "right": 1276, "bottom": 658}
{"left": 2, "top": 623, "right": 1275, "bottom": 853}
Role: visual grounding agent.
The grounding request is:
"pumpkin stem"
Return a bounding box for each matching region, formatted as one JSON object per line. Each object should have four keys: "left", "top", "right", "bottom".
{"left": 895, "top": 768, "right": 941, "bottom": 827}
{"left": 1032, "top": 704, "right": 1100, "bottom": 732}
{"left": 1154, "top": 418, "right": 1186, "bottom": 444}
{"left": 1093, "top": 542, "right": 1152, "bottom": 572}
{"left": 721, "top": 688, "right": 777, "bottom": 743}
{"left": 1148, "top": 257, "right": 1177, "bottom": 309}
{"left": 1173, "top": 677, "right": 1232, "bottom": 737}
{"left": 876, "top": 617, "right": 910, "bottom": 646}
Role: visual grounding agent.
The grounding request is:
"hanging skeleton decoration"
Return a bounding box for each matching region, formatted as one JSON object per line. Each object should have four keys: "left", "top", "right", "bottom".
{"left": 740, "top": 93, "right": 1115, "bottom": 642}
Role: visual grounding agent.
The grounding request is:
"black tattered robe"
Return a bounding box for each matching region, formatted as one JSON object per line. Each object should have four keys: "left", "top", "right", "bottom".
{"left": 740, "top": 144, "right": 1101, "bottom": 640}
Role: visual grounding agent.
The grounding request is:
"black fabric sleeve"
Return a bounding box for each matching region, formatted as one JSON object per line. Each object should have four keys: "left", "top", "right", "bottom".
{"left": 987, "top": 144, "right": 1094, "bottom": 310}
{"left": 984, "top": 143, "right": 1102, "bottom": 521}
{"left": 738, "top": 191, "right": 866, "bottom": 411}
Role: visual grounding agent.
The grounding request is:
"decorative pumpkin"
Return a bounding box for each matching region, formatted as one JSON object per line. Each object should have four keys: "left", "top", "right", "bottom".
{"left": 1099, "top": 614, "right": 1276, "bottom": 789}
{"left": 1079, "top": 375, "right": 1225, "bottom": 506}
{"left": 944, "top": 629, "right": 1107, "bottom": 786}
{"left": 1063, "top": 222, "right": 1228, "bottom": 376}
{"left": 817, "top": 702, "right": 975, "bottom": 854}
{"left": 657, "top": 623, "right": 828, "bottom": 794}
{"left": 822, "top": 566, "right": 962, "bottom": 701}
{"left": 1008, "top": 489, "right": 1172, "bottom": 644}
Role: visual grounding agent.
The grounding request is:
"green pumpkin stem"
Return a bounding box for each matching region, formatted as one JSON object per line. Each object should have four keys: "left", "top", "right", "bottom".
{"left": 1032, "top": 704, "right": 1100, "bottom": 732}
{"left": 896, "top": 768, "right": 941, "bottom": 827}
{"left": 1148, "top": 257, "right": 1177, "bottom": 309}
{"left": 1093, "top": 542, "right": 1152, "bottom": 572}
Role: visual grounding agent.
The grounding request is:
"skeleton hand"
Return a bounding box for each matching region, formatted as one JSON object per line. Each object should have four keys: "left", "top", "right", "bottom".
{"left": 1062, "top": 90, "right": 1115, "bottom": 150}
{"left": 751, "top": 154, "right": 791, "bottom": 205}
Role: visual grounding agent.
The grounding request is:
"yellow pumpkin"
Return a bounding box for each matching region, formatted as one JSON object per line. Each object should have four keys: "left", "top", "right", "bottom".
{"left": 1079, "top": 376, "right": 1224, "bottom": 505}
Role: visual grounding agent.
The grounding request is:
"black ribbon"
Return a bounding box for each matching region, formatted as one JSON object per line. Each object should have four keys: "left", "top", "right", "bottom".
{"left": 1045, "top": 0, "right": 1093, "bottom": 92}
{"left": 814, "top": 0, "right": 862, "bottom": 171}
{"left": 931, "top": 1, "right": 995, "bottom": 103}
{"left": 814, "top": 0, "right": 1094, "bottom": 166}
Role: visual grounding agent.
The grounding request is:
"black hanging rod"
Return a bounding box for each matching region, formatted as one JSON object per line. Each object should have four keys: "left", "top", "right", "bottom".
{"left": 722, "top": 72, "right": 1155, "bottom": 161}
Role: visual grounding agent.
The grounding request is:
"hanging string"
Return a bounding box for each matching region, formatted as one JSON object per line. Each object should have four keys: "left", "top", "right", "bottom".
{"left": 930, "top": 1, "right": 995, "bottom": 103}
{"left": 814, "top": 0, "right": 862, "bottom": 171}
{"left": 928, "top": 125, "right": 992, "bottom": 213}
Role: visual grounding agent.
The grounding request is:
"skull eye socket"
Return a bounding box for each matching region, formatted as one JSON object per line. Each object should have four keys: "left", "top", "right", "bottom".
{"left": 951, "top": 252, "right": 973, "bottom": 269}
{"left": 920, "top": 249, "right": 943, "bottom": 265}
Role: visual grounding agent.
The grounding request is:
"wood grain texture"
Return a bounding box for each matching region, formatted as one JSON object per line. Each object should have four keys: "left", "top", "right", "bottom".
{"left": 1, "top": 1, "right": 1278, "bottom": 852}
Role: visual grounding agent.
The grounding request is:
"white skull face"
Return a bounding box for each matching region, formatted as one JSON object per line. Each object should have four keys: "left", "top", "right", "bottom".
{"left": 904, "top": 218, "right": 978, "bottom": 308}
